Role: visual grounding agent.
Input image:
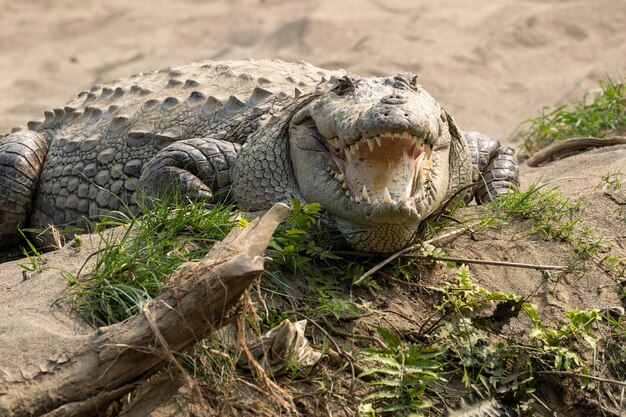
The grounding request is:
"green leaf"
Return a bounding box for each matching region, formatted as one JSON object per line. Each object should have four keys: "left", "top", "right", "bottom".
{"left": 375, "top": 326, "right": 402, "bottom": 350}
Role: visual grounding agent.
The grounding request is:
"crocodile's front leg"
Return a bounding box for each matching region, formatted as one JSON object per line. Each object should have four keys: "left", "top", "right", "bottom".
{"left": 0, "top": 130, "right": 49, "bottom": 248}
{"left": 139, "top": 137, "right": 240, "bottom": 204}
{"left": 464, "top": 131, "right": 520, "bottom": 203}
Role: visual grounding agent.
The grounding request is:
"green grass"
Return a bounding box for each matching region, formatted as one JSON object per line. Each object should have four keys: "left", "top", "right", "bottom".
{"left": 522, "top": 77, "right": 625, "bottom": 155}
{"left": 63, "top": 195, "right": 363, "bottom": 327}
{"left": 64, "top": 196, "right": 238, "bottom": 326}
{"left": 487, "top": 181, "right": 583, "bottom": 241}
{"left": 17, "top": 229, "right": 45, "bottom": 273}
{"left": 602, "top": 170, "right": 624, "bottom": 192}
{"left": 482, "top": 181, "right": 614, "bottom": 268}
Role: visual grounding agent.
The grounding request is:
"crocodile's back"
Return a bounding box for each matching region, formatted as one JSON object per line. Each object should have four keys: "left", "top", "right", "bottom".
{"left": 28, "top": 60, "right": 339, "bottom": 229}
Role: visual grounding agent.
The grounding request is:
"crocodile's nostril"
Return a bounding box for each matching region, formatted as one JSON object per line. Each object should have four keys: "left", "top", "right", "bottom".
{"left": 381, "top": 94, "right": 407, "bottom": 105}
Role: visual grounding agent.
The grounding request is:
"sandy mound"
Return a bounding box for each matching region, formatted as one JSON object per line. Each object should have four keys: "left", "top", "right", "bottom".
{"left": 0, "top": 146, "right": 624, "bottom": 415}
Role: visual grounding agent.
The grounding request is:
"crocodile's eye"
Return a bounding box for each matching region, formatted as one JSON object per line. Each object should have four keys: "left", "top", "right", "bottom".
{"left": 394, "top": 74, "right": 419, "bottom": 91}
{"left": 332, "top": 75, "right": 354, "bottom": 96}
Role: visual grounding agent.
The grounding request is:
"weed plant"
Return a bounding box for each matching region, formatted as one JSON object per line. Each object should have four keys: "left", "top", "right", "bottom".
{"left": 17, "top": 229, "right": 45, "bottom": 273}
{"left": 358, "top": 327, "right": 444, "bottom": 416}
{"left": 357, "top": 265, "right": 625, "bottom": 415}
{"left": 64, "top": 196, "right": 237, "bottom": 326}
{"left": 64, "top": 195, "right": 364, "bottom": 326}
{"left": 483, "top": 181, "right": 612, "bottom": 270}
{"left": 260, "top": 198, "right": 366, "bottom": 320}
{"left": 487, "top": 181, "right": 582, "bottom": 241}
{"left": 522, "top": 77, "right": 625, "bottom": 155}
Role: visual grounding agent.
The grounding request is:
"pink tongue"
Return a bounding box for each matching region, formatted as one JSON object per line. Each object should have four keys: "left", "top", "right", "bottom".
{"left": 344, "top": 144, "right": 416, "bottom": 201}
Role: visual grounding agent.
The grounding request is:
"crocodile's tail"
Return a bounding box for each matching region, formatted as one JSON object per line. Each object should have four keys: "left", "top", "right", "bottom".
{"left": 0, "top": 130, "right": 49, "bottom": 248}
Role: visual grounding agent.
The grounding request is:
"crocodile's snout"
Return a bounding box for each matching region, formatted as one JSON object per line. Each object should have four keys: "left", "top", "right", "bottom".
{"left": 359, "top": 105, "right": 415, "bottom": 137}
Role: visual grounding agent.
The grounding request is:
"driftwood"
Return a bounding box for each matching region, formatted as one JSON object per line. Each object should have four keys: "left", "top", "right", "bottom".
{"left": 526, "top": 135, "right": 626, "bottom": 167}
{"left": 0, "top": 203, "right": 290, "bottom": 417}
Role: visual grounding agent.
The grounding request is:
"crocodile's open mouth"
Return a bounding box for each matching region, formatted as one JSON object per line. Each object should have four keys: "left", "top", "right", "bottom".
{"left": 325, "top": 132, "right": 433, "bottom": 206}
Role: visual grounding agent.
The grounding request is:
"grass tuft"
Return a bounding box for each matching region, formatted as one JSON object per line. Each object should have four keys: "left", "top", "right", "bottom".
{"left": 487, "top": 181, "right": 583, "bottom": 242}
{"left": 522, "top": 77, "right": 625, "bottom": 155}
{"left": 64, "top": 195, "right": 238, "bottom": 326}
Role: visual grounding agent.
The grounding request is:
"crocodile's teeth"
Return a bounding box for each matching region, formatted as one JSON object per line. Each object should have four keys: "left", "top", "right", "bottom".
{"left": 337, "top": 173, "right": 345, "bottom": 181}
{"left": 351, "top": 144, "right": 358, "bottom": 155}
{"left": 375, "top": 136, "right": 382, "bottom": 147}
{"left": 345, "top": 147, "right": 352, "bottom": 161}
{"left": 367, "top": 139, "right": 375, "bottom": 152}
{"left": 415, "top": 152, "right": 426, "bottom": 168}
{"left": 400, "top": 189, "right": 408, "bottom": 204}
{"left": 346, "top": 190, "right": 350, "bottom": 197}
{"left": 362, "top": 185, "right": 369, "bottom": 200}
{"left": 342, "top": 182, "right": 348, "bottom": 190}
{"left": 383, "top": 187, "right": 392, "bottom": 203}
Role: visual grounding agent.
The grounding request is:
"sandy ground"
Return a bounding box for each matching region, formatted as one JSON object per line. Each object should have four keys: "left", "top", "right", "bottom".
{"left": 1, "top": 1, "right": 626, "bottom": 414}
{"left": 1, "top": 0, "right": 625, "bottom": 144}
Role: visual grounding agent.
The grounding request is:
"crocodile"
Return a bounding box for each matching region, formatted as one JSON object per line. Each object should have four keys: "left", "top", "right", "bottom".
{"left": 0, "top": 59, "right": 519, "bottom": 253}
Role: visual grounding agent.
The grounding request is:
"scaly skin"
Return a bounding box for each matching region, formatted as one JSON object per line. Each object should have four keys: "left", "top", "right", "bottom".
{"left": 0, "top": 59, "right": 519, "bottom": 252}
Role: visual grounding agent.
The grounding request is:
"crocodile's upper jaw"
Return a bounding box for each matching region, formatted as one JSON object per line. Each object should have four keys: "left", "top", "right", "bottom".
{"left": 288, "top": 74, "right": 457, "bottom": 253}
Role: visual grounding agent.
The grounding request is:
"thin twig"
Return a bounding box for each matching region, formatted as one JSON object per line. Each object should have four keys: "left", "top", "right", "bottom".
{"left": 530, "top": 393, "right": 556, "bottom": 415}
{"left": 75, "top": 247, "right": 107, "bottom": 281}
{"left": 407, "top": 255, "right": 566, "bottom": 271}
{"left": 537, "top": 370, "right": 626, "bottom": 388}
{"left": 381, "top": 309, "right": 422, "bottom": 327}
{"left": 421, "top": 223, "right": 480, "bottom": 246}
{"left": 235, "top": 289, "right": 297, "bottom": 413}
{"left": 305, "top": 316, "right": 357, "bottom": 391}
{"left": 352, "top": 243, "right": 418, "bottom": 285}
{"left": 352, "top": 224, "right": 477, "bottom": 286}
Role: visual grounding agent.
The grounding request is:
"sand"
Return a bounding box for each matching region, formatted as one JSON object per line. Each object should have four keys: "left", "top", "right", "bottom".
{"left": 1, "top": 0, "right": 625, "bottom": 144}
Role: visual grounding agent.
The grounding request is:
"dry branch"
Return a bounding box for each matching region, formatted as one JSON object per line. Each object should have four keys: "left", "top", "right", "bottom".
{"left": 526, "top": 135, "right": 626, "bottom": 167}
{"left": 0, "top": 203, "right": 290, "bottom": 417}
{"left": 406, "top": 255, "right": 566, "bottom": 271}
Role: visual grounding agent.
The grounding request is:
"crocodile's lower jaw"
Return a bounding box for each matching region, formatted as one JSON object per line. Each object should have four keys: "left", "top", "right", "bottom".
{"left": 334, "top": 218, "right": 418, "bottom": 253}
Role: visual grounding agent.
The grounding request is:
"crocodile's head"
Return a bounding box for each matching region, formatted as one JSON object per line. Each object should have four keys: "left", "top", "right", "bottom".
{"left": 288, "top": 73, "right": 471, "bottom": 253}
